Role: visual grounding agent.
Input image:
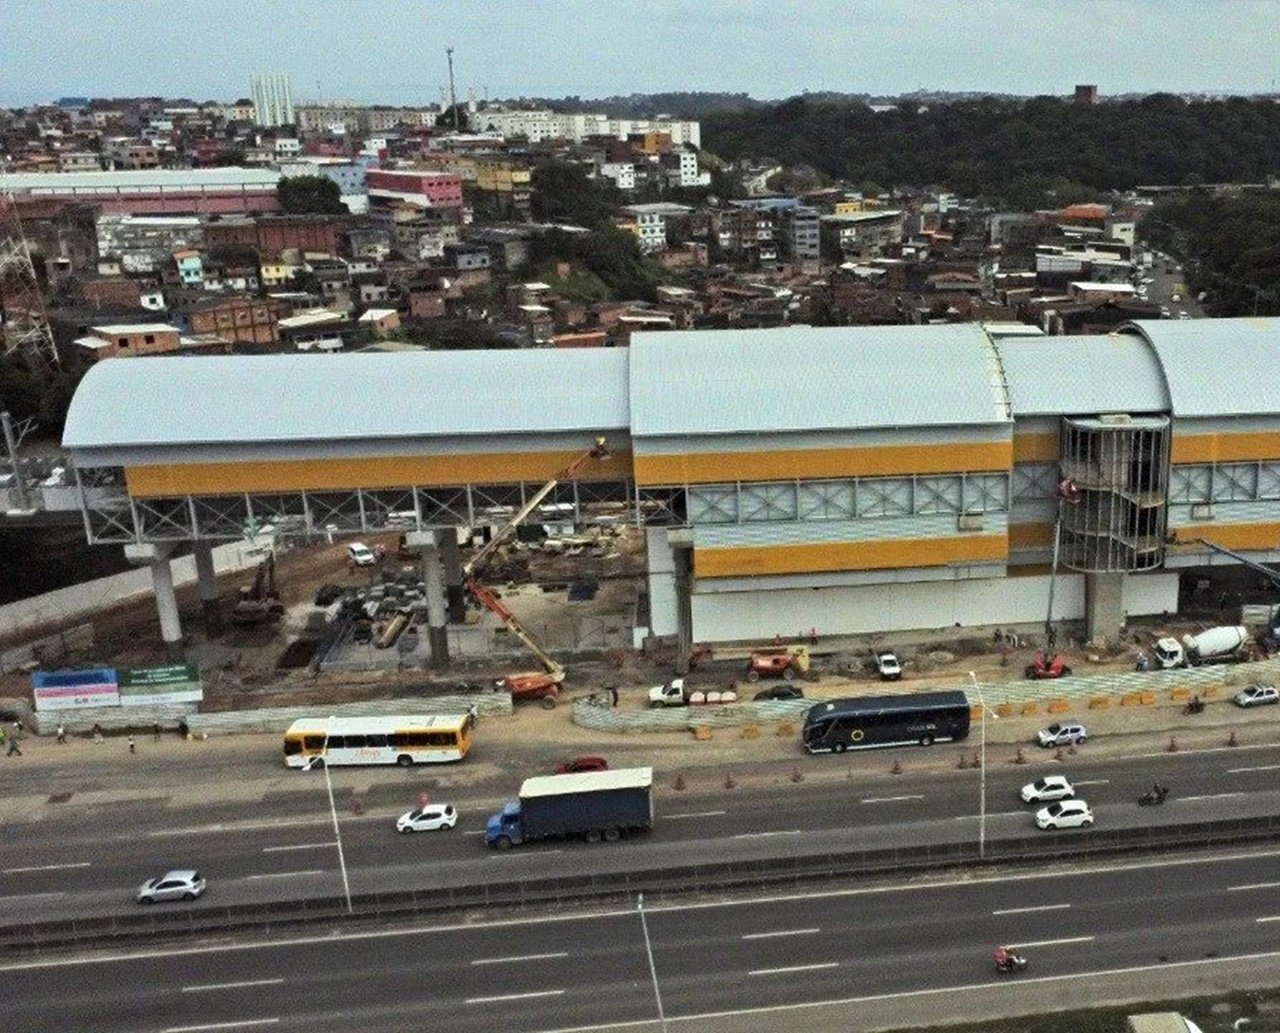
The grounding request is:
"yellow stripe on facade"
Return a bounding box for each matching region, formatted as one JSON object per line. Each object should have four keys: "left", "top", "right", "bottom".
{"left": 1170, "top": 523, "right": 1280, "bottom": 552}
{"left": 125, "top": 450, "right": 634, "bottom": 497}
{"left": 1012, "top": 433, "right": 1059, "bottom": 462}
{"left": 1171, "top": 432, "right": 1280, "bottom": 464}
{"left": 694, "top": 533, "right": 1008, "bottom": 578}
{"left": 1008, "top": 522, "right": 1054, "bottom": 548}
{"left": 634, "top": 441, "right": 1012, "bottom": 486}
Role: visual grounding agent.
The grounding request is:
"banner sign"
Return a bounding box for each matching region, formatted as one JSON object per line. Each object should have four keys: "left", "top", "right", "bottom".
{"left": 31, "top": 668, "right": 119, "bottom": 711}
{"left": 117, "top": 664, "right": 203, "bottom": 706}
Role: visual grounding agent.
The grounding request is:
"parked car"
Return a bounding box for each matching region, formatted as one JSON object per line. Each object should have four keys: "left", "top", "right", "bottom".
{"left": 873, "top": 651, "right": 903, "bottom": 681}
{"left": 753, "top": 685, "right": 805, "bottom": 701}
{"left": 1035, "top": 799, "right": 1094, "bottom": 830}
{"left": 1020, "top": 775, "right": 1076, "bottom": 803}
{"left": 396, "top": 804, "right": 458, "bottom": 833}
{"left": 1234, "top": 684, "right": 1280, "bottom": 708}
{"left": 554, "top": 756, "right": 609, "bottom": 774}
{"left": 347, "top": 542, "right": 377, "bottom": 567}
{"left": 1036, "top": 722, "right": 1088, "bottom": 748}
{"left": 137, "top": 869, "right": 206, "bottom": 904}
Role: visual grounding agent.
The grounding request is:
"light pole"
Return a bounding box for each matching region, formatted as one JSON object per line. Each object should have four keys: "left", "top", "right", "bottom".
{"left": 313, "top": 725, "right": 353, "bottom": 914}
{"left": 637, "top": 893, "right": 669, "bottom": 1033}
{"left": 968, "top": 671, "right": 988, "bottom": 860}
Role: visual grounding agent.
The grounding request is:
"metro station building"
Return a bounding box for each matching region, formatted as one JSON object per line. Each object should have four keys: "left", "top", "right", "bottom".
{"left": 62, "top": 317, "right": 1280, "bottom": 661}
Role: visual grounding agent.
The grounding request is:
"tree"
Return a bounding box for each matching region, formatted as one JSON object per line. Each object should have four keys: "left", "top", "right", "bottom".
{"left": 212, "top": 148, "right": 246, "bottom": 167}
{"left": 277, "top": 175, "right": 346, "bottom": 215}
{"left": 530, "top": 161, "right": 619, "bottom": 227}
{"left": 435, "top": 104, "right": 471, "bottom": 131}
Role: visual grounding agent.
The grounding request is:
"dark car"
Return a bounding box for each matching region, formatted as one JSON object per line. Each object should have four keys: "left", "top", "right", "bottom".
{"left": 753, "top": 685, "right": 805, "bottom": 701}
{"left": 554, "top": 755, "right": 609, "bottom": 774}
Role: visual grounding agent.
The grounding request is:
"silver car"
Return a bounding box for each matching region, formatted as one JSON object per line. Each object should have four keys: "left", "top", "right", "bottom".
{"left": 137, "top": 869, "right": 206, "bottom": 904}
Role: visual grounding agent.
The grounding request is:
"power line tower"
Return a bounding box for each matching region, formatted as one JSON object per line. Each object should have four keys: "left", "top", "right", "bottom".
{"left": 0, "top": 195, "right": 61, "bottom": 371}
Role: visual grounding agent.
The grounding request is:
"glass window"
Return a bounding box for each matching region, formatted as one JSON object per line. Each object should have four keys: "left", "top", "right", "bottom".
{"left": 283, "top": 738, "right": 302, "bottom": 755}
{"left": 344, "top": 734, "right": 368, "bottom": 749}
{"left": 326, "top": 736, "right": 346, "bottom": 749}
{"left": 365, "top": 734, "right": 387, "bottom": 748}
{"left": 303, "top": 735, "right": 325, "bottom": 751}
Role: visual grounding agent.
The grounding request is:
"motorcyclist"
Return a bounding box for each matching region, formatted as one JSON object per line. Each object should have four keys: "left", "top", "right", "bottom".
{"left": 1186, "top": 694, "right": 1203, "bottom": 713}
{"left": 1135, "top": 651, "right": 1150, "bottom": 672}
{"left": 994, "top": 946, "right": 1025, "bottom": 971}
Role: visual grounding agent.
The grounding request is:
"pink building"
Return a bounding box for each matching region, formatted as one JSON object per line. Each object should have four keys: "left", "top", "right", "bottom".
{"left": 366, "top": 169, "right": 463, "bottom": 208}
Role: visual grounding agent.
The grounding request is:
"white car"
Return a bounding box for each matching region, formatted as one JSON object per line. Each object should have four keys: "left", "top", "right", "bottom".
{"left": 874, "top": 651, "right": 902, "bottom": 681}
{"left": 1036, "top": 722, "right": 1088, "bottom": 748}
{"left": 1020, "top": 775, "right": 1076, "bottom": 803}
{"left": 396, "top": 803, "right": 458, "bottom": 833}
{"left": 1035, "top": 799, "right": 1094, "bottom": 830}
{"left": 347, "top": 542, "right": 377, "bottom": 567}
{"left": 137, "top": 869, "right": 206, "bottom": 904}
{"left": 1234, "top": 684, "right": 1280, "bottom": 708}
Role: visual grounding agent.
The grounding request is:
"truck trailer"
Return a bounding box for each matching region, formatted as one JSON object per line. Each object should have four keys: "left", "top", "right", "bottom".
{"left": 484, "top": 767, "right": 654, "bottom": 849}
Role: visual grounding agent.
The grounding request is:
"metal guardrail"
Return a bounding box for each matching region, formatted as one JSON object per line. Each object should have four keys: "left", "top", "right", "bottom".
{"left": 4, "top": 814, "right": 1277, "bottom": 953}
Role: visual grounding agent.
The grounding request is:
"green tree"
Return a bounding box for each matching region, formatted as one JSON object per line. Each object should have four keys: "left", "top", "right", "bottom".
{"left": 277, "top": 175, "right": 346, "bottom": 215}
{"left": 212, "top": 148, "right": 246, "bottom": 167}
{"left": 435, "top": 104, "right": 471, "bottom": 131}
{"left": 530, "top": 161, "right": 619, "bottom": 227}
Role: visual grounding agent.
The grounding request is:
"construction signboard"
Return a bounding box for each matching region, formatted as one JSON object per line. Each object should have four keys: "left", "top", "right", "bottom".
{"left": 31, "top": 668, "right": 120, "bottom": 711}
{"left": 117, "top": 664, "right": 203, "bottom": 706}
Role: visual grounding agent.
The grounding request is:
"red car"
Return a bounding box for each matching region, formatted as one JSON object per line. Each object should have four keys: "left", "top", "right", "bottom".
{"left": 554, "top": 756, "right": 609, "bottom": 775}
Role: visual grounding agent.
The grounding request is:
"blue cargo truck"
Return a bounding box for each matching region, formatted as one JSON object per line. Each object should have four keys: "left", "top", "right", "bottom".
{"left": 484, "top": 767, "right": 654, "bottom": 849}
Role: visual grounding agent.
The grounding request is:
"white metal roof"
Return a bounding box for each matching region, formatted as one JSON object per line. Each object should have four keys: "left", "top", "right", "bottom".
{"left": 63, "top": 350, "right": 631, "bottom": 450}
{"left": 1125, "top": 317, "right": 1280, "bottom": 417}
{"left": 628, "top": 325, "right": 1011, "bottom": 437}
{"left": 520, "top": 766, "right": 653, "bottom": 798}
{"left": 92, "top": 323, "right": 180, "bottom": 335}
{"left": 997, "top": 333, "right": 1170, "bottom": 417}
{"left": 0, "top": 167, "right": 281, "bottom": 191}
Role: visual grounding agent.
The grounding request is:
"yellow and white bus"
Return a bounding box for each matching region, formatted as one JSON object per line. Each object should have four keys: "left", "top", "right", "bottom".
{"left": 282, "top": 714, "right": 473, "bottom": 768}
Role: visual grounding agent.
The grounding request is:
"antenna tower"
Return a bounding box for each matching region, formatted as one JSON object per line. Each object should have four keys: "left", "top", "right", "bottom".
{"left": 0, "top": 196, "right": 60, "bottom": 371}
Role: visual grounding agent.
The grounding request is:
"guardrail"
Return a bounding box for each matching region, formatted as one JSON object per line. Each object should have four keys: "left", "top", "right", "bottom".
{"left": 5, "top": 815, "right": 1277, "bottom": 953}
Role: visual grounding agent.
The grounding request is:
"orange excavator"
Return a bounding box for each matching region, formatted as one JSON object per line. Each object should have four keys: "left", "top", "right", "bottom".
{"left": 463, "top": 438, "right": 609, "bottom": 708}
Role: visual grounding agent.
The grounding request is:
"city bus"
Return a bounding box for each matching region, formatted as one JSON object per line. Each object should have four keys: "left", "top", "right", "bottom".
{"left": 282, "top": 713, "right": 473, "bottom": 768}
{"left": 802, "top": 691, "right": 971, "bottom": 754}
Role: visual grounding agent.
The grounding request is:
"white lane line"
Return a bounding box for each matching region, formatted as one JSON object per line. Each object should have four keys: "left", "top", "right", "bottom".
{"left": 991, "top": 903, "right": 1071, "bottom": 916}
{"left": 245, "top": 870, "right": 325, "bottom": 881}
{"left": 1230, "top": 882, "right": 1280, "bottom": 892}
{"left": 0, "top": 891, "right": 65, "bottom": 902}
{"left": 733, "top": 830, "right": 802, "bottom": 839}
{"left": 749, "top": 962, "right": 839, "bottom": 976}
{"left": 861, "top": 795, "right": 924, "bottom": 804}
{"left": 472, "top": 951, "right": 569, "bottom": 965}
{"left": 1006, "top": 935, "right": 1094, "bottom": 949}
{"left": 182, "top": 978, "right": 284, "bottom": 993}
{"left": 466, "top": 989, "right": 565, "bottom": 1004}
{"left": 1177, "top": 792, "right": 1244, "bottom": 802}
{"left": 491, "top": 849, "right": 563, "bottom": 857}
{"left": 2, "top": 862, "right": 91, "bottom": 874}
{"left": 954, "top": 811, "right": 1025, "bottom": 821}
{"left": 666, "top": 810, "right": 728, "bottom": 819}
{"left": 165, "top": 1021, "right": 279, "bottom": 1032}
{"left": 261, "top": 842, "right": 336, "bottom": 853}
{"left": 1228, "top": 764, "right": 1280, "bottom": 774}
{"left": 1074, "top": 779, "right": 1111, "bottom": 786}
{"left": 742, "top": 928, "right": 820, "bottom": 940}
{"left": 1256, "top": 915, "right": 1280, "bottom": 923}
{"left": 1134, "top": 742, "right": 1280, "bottom": 759}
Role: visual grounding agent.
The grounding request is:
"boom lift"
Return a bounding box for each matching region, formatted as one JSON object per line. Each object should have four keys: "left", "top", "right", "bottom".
{"left": 463, "top": 438, "right": 609, "bottom": 706}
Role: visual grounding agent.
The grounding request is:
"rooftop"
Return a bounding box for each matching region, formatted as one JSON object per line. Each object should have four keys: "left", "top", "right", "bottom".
{"left": 91, "top": 323, "right": 180, "bottom": 335}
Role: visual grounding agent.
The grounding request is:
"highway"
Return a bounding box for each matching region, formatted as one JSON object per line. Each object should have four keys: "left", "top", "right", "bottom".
{"left": 8, "top": 846, "right": 1280, "bottom": 1033}
{"left": 4, "top": 737, "right": 1280, "bottom": 924}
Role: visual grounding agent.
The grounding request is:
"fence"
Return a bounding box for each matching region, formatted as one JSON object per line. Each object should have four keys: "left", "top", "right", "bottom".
{"left": 4, "top": 814, "right": 1277, "bottom": 953}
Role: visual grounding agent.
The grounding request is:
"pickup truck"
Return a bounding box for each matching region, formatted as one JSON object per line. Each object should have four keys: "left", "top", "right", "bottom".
{"left": 648, "top": 677, "right": 738, "bottom": 707}
{"left": 484, "top": 767, "right": 654, "bottom": 849}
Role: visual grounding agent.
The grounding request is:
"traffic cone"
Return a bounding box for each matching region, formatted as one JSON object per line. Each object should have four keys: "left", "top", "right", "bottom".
{"left": 724, "top": 771, "right": 736, "bottom": 789}
{"left": 674, "top": 773, "right": 686, "bottom": 791}
{"left": 1168, "top": 736, "right": 1179, "bottom": 753}
{"left": 891, "top": 759, "right": 902, "bottom": 775}
{"left": 1228, "top": 729, "right": 1239, "bottom": 747}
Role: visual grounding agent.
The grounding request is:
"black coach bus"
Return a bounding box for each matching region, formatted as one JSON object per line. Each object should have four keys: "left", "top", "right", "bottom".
{"left": 802, "top": 691, "right": 971, "bottom": 753}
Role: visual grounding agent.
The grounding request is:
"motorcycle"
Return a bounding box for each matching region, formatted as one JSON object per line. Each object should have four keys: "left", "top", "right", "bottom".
{"left": 1182, "top": 697, "right": 1205, "bottom": 715}
{"left": 1138, "top": 784, "right": 1169, "bottom": 806}
{"left": 994, "top": 947, "right": 1028, "bottom": 974}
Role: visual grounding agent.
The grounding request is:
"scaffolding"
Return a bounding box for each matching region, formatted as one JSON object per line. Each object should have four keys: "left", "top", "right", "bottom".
{"left": 0, "top": 195, "right": 60, "bottom": 370}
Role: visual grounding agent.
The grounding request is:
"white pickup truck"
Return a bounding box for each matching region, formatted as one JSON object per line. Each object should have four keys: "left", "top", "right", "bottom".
{"left": 647, "top": 678, "right": 738, "bottom": 707}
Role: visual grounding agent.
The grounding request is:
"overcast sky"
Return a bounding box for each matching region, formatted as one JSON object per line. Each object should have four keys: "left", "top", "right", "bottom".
{"left": 3, "top": 0, "right": 1278, "bottom": 107}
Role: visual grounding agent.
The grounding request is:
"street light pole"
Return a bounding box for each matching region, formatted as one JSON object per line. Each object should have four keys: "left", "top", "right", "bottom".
{"left": 968, "top": 671, "right": 987, "bottom": 861}
{"left": 321, "top": 728, "right": 353, "bottom": 914}
{"left": 637, "top": 893, "right": 669, "bottom": 1033}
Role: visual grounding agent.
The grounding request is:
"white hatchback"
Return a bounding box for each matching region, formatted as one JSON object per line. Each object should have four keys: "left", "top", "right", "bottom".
{"left": 1235, "top": 684, "right": 1280, "bottom": 708}
{"left": 396, "top": 804, "right": 458, "bottom": 833}
{"left": 1035, "top": 799, "right": 1094, "bottom": 830}
{"left": 347, "top": 542, "right": 377, "bottom": 567}
{"left": 1020, "top": 775, "right": 1075, "bottom": 803}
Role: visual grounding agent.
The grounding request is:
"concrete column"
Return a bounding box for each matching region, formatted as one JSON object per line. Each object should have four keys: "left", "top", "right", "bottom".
{"left": 437, "top": 527, "right": 466, "bottom": 624}
{"left": 669, "top": 531, "right": 695, "bottom": 673}
{"left": 125, "top": 543, "right": 183, "bottom": 660}
{"left": 192, "top": 540, "right": 223, "bottom": 636}
{"left": 405, "top": 531, "right": 449, "bottom": 666}
{"left": 1085, "top": 571, "right": 1126, "bottom": 644}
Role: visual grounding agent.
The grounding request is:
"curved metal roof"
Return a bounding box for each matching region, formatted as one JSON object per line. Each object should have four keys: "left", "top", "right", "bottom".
{"left": 63, "top": 350, "right": 631, "bottom": 450}
{"left": 629, "top": 324, "right": 1011, "bottom": 438}
{"left": 997, "top": 333, "right": 1170, "bottom": 417}
{"left": 1123, "top": 317, "right": 1280, "bottom": 417}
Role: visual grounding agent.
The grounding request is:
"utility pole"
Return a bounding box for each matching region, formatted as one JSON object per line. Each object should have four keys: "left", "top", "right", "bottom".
{"left": 446, "top": 47, "right": 459, "bottom": 130}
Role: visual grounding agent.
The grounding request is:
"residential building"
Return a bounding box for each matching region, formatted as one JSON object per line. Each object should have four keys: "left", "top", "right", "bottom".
{"left": 622, "top": 203, "right": 693, "bottom": 253}
{"left": 279, "top": 157, "right": 367, "bottom": 197}
{"left": 779, "top": 205, "right": 821, "bottom": 270}
{"left": 203, "top": 214, "right": 345, "bottom": 258}
{"left": 74, "top": 322, "right": 181, "bottom": 360}
{"left": 250, "top": 73, "right": 295, "bottom": 127}
{"left": 96, "top": 214, "right": 204, "bottom": 274}
{"left": 357, "top": 307, "right": 401, "bottom": 335}
{"left": 820, "top": 209, "right": 906, "bottom": 257}
{"left": 473, "top": 160, "right": 532, "bottom": 216}
{"left": 187, "top": 296, "right": 293, "bottom": 345}
{"left": 599, "top": 162, "right": 636, "bottom": 191}
{"left": 475, "top": 109, "right": 700, "bottom": 148}
{"left": 366, "top": 169, "right": 463, "bottom": 209}
{"left": 103, "top": 137, "right": 161, "bottom": 170}
{"left": 273, "top": 137, "right": 302, "bottom": 157}
{"left": 172, "top": 249, "right": 204, "bottom": 287}
{"left": 56, "top": 152, "right": 101, "bottom": 173}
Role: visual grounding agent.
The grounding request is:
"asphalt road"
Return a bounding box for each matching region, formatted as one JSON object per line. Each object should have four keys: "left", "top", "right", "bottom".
{"left": 4, "top": 737, "right": 1280, "bottom": 924}
{"left": 8, "top": 846, "right": 1280, "bottom": 1033}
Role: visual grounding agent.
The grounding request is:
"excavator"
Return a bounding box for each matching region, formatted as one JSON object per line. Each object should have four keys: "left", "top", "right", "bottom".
{"left": 230, "top": 552, "right": 285, "bottom": 627}
{"left": 463, "top": 438, "right": 609, "bottom": 707}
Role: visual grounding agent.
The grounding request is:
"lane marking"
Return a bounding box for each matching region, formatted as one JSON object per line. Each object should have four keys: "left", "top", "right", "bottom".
{"left": 1006, "top": 935, "right": 1094, "bottom": 949}
{"left": 861, "top": 795, "right": 924, "bottom": 804}
{"left": 749, "top": 962, "right": 839, "bottom": 976}
{"left": 1230, "top": 882, "right": 1280, "bottom": 892}
{"left": 2, "top": 862, "right": 91, "bottom": 874}
{"left": 245, "top": 870, "right": 325, "bottom": 881}
{"left": 742, "top": 928, "right": 820, "bottom": 940}
{"left": 473, "top": 951, "right": 569, "bottom": 965}
{"left": 0, "top": 891, "right": 65, "bottom": 902}
{"left": 182, "top": 978, "right": 285, "bottom": 993}
{"left": 1074, "top": 779, "right": 1111, "bottom": 786}
{"left": 1133, "top": 742, "right": 1280, "bottom": 759}
{"left": 732, "top": 830, "right": 802, "bottom": 839}
{"left": 491, "top": 849, "right": 563, "bottom": 857}
{"left": 991, "top": 904, "right": 1071, "bottom": 916}
{"left": 1256, "top": 915, "right": 1280, "bottom": 923}
{"left": 261, "top": 842, "right": 336, "bottom": 853}
{"left": 1177, "top": 793, "right": 1244, "bottom": 802}
{"left": 1228, "top": 764, "right": 1280, "bottom": 774}
{"left": 666, "top": 810, "right": 728, "bottom": 819}
{"left": 466, "top": 989, "right": 565, "bottom": 1004}
{"left": 955, "top": 811, "right": 1024, "bottom": 821}
{"left": 165, "top": 1022, "right": 279, "bottom": 1032}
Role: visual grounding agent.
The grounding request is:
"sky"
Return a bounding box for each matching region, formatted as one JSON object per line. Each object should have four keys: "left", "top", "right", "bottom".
{"left": 2, "top": 0, "right": 1279, "bottom": 108}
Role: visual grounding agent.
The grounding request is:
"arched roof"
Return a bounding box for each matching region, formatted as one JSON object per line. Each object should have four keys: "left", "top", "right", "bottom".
{"left": 1123, "top": 317, "right": 1280, "bottom": 417}
{"left": 996, "top": 332, "right": 1170, "bottom": 418}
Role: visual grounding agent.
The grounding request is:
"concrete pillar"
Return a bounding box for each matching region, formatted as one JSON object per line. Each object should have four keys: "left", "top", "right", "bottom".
{"left": 125, "top": 543, "right": 183, "bottom": 661}
{"left": 437, "top": 527, "right": 466, "bottom": 624}
{"left": 405, "top": 531, "right": 449, "bottom": 666}
{"left": 192, "top": 540, "right": 223, "bottom": 636}
{"left": 1085, "top": 571, "right": 1126, "bottom": 644}
{"left": 669, "top": 531, "right": 695, "bottom": 673}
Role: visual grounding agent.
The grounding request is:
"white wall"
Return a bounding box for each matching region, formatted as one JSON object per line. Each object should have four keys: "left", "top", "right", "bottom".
{"left": 645, "top": 528, "right": 679, "bottom": 636}
{"left": 1120, "top": 572, "right": 1179, "bottom": 617}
